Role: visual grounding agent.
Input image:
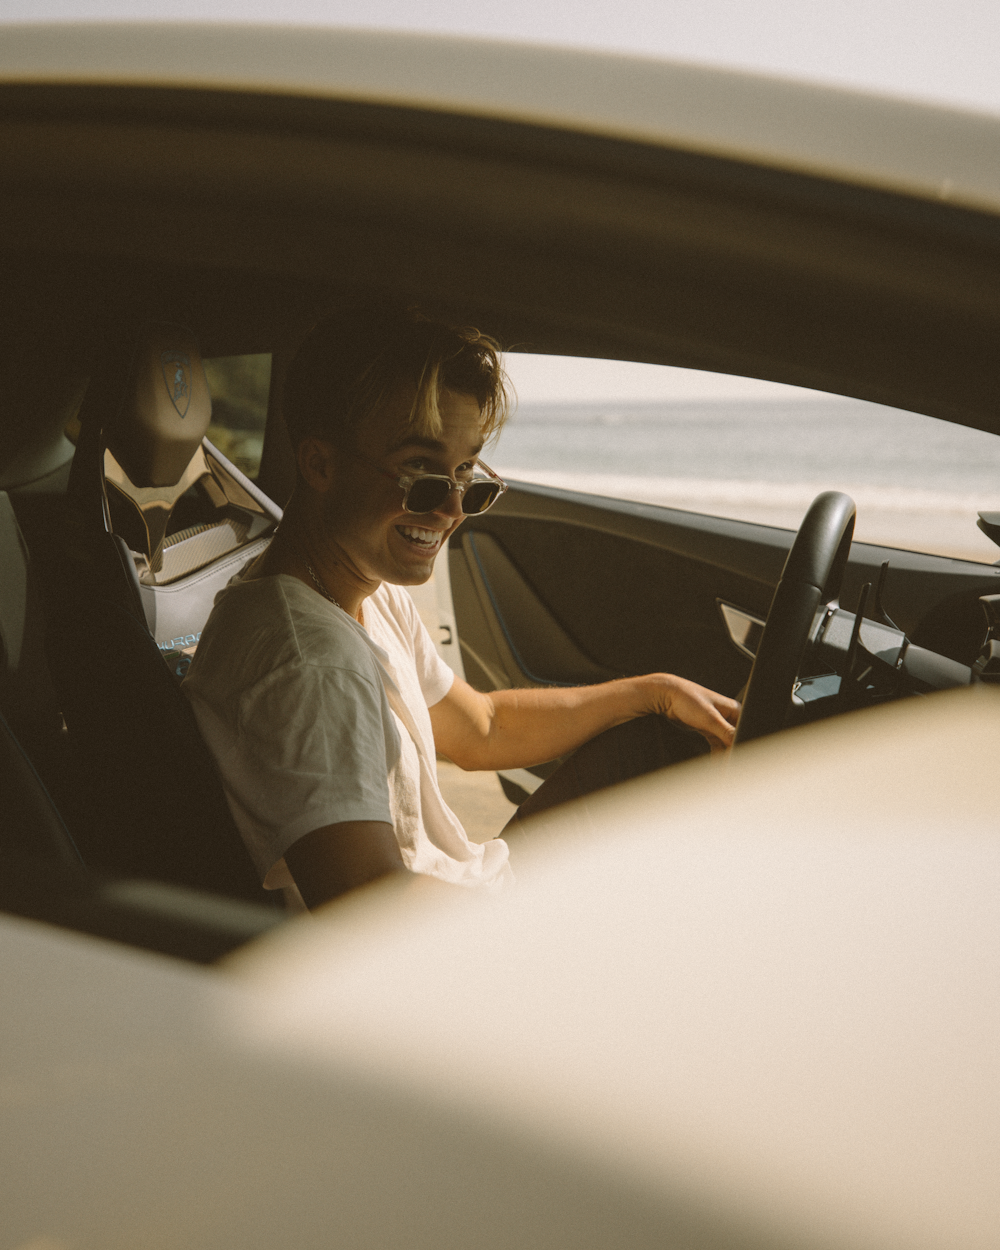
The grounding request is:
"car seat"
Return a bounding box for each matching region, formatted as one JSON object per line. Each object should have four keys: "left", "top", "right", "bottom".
{"left": 37, "top": 325, "right": 278, "bottom": 902}
{"left": 0, "top": 490, "right": 283, "bottom": 953}
{"left": 0, "top": 492, "right": 62, "bottom": 760}
{"left": 0, "top": 699, "right": 283, "bottom": 963}
{"left": 0, "top": 489, "right": 89, "bottom": 843}
{"left": 95, "top": 326, "right": 281, "bottom": 677}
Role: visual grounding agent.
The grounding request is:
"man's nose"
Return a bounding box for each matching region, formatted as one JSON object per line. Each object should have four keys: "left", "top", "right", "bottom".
{"left": 434, "top": 483, "right": 465, "bottom": 520}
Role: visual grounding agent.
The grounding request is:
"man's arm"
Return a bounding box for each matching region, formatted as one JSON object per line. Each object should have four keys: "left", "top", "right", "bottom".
{"left": 429, "top": 673, "right": 739, "bottom": 772}
{"left": 284, "top": 820, "right": 405, "bottom": 909}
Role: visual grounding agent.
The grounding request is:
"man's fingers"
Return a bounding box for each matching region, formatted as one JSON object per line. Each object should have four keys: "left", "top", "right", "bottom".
{"left": 659, "top": 676, "right": 740, "bottom": 750}
{"left": 710, "top": 692, "right": 741, "bottom": 726}
{"left": 709, "top": 716, "right": 736, "bottom": 746}
{"left": 678, "top": 688, "right": 739, "bottom": 749}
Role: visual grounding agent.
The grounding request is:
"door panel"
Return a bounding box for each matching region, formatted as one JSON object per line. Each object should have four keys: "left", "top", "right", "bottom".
{"left": 451, "top": 481, "right": 1000, "bottom": 698}
{"left": 450, "top": 531, "right": 618, "bottom": 691}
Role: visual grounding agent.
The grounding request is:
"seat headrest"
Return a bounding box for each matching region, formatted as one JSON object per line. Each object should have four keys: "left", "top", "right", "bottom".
{"left": 106, "top": 325, "right": 212, "bottom": 489}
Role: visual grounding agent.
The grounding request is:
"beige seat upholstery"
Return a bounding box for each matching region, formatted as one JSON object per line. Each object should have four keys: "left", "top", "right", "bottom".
{"left": 98, "top": 325, "right": 280, "bottom": 676}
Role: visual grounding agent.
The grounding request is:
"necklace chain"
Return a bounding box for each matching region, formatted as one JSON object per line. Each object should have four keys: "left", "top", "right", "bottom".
{"left": 305, "top": 561, "right": 342, "bottom": 609}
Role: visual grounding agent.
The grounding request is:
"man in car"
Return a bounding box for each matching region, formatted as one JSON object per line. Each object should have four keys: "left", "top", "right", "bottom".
{"left": 184, "top": 308, "right": 739, "bottom": 908}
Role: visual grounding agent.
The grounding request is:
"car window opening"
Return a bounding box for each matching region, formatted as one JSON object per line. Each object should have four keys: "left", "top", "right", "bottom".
{"left": 493, "top": 355, "right": 1000, "bottom": 566}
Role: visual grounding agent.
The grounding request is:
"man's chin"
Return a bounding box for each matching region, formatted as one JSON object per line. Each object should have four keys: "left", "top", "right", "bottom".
{"left": 386, "top": 526, "right": 453, "bottom": 583}
{"left": 385, "top": 552, "right": 438, "bottom": 586}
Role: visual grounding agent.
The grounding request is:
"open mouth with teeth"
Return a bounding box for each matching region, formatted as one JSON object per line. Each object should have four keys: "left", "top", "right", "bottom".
{"left": 396, "top": 525, "right": 445, "bottom": 551}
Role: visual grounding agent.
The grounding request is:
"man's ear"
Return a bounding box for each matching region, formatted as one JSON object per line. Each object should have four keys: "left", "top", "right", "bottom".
{"left": 297, "top": 437, "right": 340, "bottom": 492}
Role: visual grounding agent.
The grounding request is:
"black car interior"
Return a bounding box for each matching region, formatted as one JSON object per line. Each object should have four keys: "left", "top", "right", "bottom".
{"left": 29, "top": 320, "right": 284, "bottom": 894}
{"left": 2, "top": 82, "right": 1000, "bottom": 960}
{"left": 0, "top": 309, "right": 287, "bottom": 957}
{"left": 0, "top": 704, "right": 278, "bottom": 962}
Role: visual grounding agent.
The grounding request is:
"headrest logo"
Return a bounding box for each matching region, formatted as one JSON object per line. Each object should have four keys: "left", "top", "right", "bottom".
{"left": 160, "top": 349, "right": 192, "bottom": 418}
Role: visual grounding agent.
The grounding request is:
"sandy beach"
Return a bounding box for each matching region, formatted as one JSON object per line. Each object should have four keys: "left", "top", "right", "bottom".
{"left": 492, "top": 469, "right": 1000, "bottom": 564}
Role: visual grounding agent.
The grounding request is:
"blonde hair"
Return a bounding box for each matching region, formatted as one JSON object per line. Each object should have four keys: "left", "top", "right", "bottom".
{"left": 285, "top": 308, "right": 512, "bottom": 449}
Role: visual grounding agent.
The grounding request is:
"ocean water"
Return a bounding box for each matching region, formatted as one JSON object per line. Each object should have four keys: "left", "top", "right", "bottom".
{"left": 490, "top": 398, "right": 1000, "bottom": 562}
{"left": 492, "top": 398, "right": 1000, "bottom": 492}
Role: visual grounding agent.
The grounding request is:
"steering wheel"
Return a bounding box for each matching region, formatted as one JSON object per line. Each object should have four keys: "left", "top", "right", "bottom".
{"left": 734, "top": 490, "right": 856, "bottom": 745}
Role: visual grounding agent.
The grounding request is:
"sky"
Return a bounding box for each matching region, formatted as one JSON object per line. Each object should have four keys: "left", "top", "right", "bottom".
{"left": 502, "top": 356, "right": 813, "bottom": 406}
{"left": 5, "top": 0, "right": 993, "bottom": 404}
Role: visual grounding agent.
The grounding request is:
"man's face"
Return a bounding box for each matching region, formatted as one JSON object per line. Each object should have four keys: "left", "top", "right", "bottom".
{"left": 318, "top": 385, "right": 486, "bottom": 587}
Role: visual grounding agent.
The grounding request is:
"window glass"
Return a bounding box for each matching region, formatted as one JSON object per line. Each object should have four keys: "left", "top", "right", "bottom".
{"left": 202, "top": 353, "right": 271, "bottom": 480}
{"left": 493, "top": 355, "right": 1000, "bottom": 564}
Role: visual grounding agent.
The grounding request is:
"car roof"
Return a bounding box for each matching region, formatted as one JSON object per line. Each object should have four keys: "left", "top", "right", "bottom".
{"left": 2, "top": 22, "right": 1000, "bottom": 217}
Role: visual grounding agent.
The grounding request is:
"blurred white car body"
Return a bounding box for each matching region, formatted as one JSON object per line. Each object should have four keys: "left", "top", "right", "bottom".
{"left": 4, "top": 686, "right": 999, "bottom": 1249}
{"left": 1, "top": 21, "right": 999, "bottom": 212}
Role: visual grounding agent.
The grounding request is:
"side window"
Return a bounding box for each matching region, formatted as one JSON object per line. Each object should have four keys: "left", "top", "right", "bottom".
{"left": 493, "top": 354, "right": 1000, "bottom": 565}
{"left": 202, "top": 353, "right": 272, "bottom": 480}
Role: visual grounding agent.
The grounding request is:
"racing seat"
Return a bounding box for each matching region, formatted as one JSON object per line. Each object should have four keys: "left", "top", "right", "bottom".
{"left": 0, "top": 492, "right": 62, "bottom": 764}
{"left": 39, "top": 325, "right": 279, "bottom": 902}
{"left": 0, "top": 489, "right": 88, "bottom": 844}
{"left": 97, "top": 327, "right": 280, "bottom": 676}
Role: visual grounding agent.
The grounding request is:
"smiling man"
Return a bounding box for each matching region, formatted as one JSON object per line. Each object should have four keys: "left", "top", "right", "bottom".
{"left": 184, "top": 308, "right": 738, "bottom": 908}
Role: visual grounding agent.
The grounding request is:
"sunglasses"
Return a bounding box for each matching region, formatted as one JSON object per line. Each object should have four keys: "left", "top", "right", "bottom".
{"left": 368, "top": 458, "right": 508, "bottom": 515}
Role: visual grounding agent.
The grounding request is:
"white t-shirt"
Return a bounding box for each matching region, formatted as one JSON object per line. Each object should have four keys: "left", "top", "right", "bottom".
{"left": 183, "top": 575, "right": 512, "bottom": 892}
